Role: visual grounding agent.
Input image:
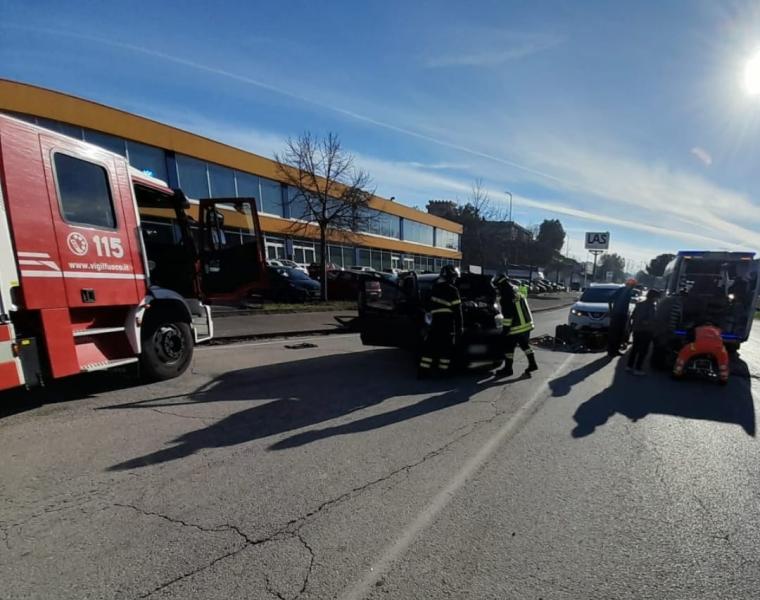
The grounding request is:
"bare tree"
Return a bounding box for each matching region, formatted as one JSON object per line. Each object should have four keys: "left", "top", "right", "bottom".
{"left": 274, "top": 132, "right": 373, "bottom": 300}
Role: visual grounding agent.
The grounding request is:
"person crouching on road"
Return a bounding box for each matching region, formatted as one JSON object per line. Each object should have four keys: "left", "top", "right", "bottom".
{"left": 418, "top": 265, "right": 463, "bottom": 378}
{"left": 494, "top": 273, "right": 538, "bottom": 377}
{"left": 626, "top": 289, "right": 660, "bottom": 375}
{"left": 607, "top": 278, "right": 637, "bottom": 357}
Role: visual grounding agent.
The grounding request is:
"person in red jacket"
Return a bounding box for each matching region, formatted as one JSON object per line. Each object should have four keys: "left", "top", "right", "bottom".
{"left": 672, "top": 324, "right": 729, "bottom": 384}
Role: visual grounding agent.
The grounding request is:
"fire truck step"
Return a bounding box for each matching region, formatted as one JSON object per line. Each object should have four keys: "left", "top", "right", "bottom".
{"left": 73, "top": 327, "right": 126, "bottom": 337}
{"left": 81, "top": 357, "right": 138, "bottom": 372}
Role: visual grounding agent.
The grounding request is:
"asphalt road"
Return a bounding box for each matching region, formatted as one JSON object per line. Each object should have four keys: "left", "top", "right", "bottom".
{"left": 1, "top": 307, "right": 758, "bottom": 599}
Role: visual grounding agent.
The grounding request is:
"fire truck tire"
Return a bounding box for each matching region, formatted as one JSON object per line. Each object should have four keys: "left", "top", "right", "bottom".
{"left": 139, "top": 316, "right": 193, "bottom": 381}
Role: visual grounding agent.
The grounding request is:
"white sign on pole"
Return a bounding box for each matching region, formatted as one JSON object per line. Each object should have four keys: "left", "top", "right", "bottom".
{"left": 585, "top": 231, "right": 610, "bottom": 250}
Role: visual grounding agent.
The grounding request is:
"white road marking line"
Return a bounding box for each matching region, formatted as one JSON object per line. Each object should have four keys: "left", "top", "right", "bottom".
{"left": 199, "top": 333, "right": 358, "bottom": 351}
{"left": 339, "top": 352, "right": 576, "bottom": 600}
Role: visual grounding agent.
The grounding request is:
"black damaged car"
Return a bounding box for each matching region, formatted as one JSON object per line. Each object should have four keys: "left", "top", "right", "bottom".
{"left": 358, "top": 272, "right": 505, "bottom": 369}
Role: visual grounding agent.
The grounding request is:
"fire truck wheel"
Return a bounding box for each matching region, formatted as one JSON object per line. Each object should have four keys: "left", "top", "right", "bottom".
{"left": 140, "top": 316, "right": 193, "bottom": 381}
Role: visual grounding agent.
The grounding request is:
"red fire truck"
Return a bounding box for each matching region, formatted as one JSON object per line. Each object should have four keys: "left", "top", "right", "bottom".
{"left": 0, "top": 113, "right": 266, "bottom": 392}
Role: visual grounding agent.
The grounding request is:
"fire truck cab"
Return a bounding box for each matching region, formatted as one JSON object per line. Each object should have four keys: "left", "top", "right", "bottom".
{"left": 0, "top": 113, "right": 263, "bottom": 392}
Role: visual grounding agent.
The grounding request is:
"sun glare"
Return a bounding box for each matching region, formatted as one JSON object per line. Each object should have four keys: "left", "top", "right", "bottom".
{"left": 744, "top": 50, "right": 760, "bottom": 96}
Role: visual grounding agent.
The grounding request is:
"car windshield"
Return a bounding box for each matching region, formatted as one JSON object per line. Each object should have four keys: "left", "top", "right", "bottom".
{"left": 580, "top": 287, "right": 620, "bottom": 303}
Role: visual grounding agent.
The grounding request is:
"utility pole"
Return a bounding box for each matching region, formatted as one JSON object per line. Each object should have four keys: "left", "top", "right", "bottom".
{"left": 505, "top": 190, "right": 513, "bottom": 223}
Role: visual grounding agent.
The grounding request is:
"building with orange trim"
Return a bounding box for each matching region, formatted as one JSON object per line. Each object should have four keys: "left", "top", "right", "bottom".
{"left": 0, "top": 79, "right": 462, "bottom": 272}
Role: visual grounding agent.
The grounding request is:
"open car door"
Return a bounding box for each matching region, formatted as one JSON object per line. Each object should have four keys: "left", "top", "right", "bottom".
{"left": 359, "top": 272, "right": 423, "bottom": 349}
{"left": 198, "top": 198, "right": 267, "bottom": 304}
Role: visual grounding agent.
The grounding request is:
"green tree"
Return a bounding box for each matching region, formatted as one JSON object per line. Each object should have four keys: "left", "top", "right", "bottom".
{"left": 597, "top": 253, "right": 626, "bottom": 282}
{"left": 646, "top": 253, "right": 676, "bottom": 277}
{"left": 537, "top": 219, "right": 566, "bottom": 252}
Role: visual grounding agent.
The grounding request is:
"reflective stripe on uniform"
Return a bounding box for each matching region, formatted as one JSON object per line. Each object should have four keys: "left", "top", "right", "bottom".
{"left": 510, "top": 323, "right": 534, "bottom": 335}
{"left": 449, "top": 299, "right": 461, "bottom": 305}
{"left": 431, "top": 308, "right": 452, "bottom": 314}
{"left": 420, "top": 357, "right": 433, "bottom": 364}
{"left": 431, "top": 296, "right": 452, "bottom": 306}
{"left": 525, "top": 347, "right": 534, "bottom": 355}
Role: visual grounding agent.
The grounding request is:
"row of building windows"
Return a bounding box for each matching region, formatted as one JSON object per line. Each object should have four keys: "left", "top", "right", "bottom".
{"left": 10, "top": 113, "right": 461, "bottom": 251}
{"left": 264, "top": 236, "right": 459, "bottom": 273}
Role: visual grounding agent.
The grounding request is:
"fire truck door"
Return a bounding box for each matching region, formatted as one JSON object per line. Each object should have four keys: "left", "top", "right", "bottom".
{"left": 39, "top": 138, "right": 142, "bottom": 307}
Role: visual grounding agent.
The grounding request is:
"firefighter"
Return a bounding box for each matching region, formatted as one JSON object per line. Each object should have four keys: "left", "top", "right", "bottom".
{"left": 672, "top": 324, "right": 729, "bottom": 384}
{"left": 418, "top": 265, "right": 463, "bottom": 377}
{"left": 494, "top": 273, "right": 538, "bottom": 377}
{"left": 607, "top": 277, "right": 638, "bottom": 357}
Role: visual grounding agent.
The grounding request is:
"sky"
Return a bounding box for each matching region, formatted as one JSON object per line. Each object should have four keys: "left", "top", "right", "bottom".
{"left": 2, "top": 0, "right": 760, "bottom": 269}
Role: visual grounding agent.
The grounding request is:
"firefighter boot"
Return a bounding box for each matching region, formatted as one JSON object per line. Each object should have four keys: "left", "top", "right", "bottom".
{"left": 525, "top": 350, "right": 539, "bottom": 374}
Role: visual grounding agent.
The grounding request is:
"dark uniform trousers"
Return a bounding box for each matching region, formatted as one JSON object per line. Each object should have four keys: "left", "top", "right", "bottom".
{"left": 419, "top": 281, "right": 461, "bottom": 374}
{"left": 497, "top": 286, "right": 537, "bottom": 373}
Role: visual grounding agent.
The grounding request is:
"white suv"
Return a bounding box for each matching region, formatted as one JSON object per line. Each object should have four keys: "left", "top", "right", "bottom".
{"left": 568, "top": 283, "right": 624, "bottom": 330}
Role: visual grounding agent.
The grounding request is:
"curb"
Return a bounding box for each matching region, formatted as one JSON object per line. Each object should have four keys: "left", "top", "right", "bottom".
{"left": 206, "top": 301, "right": 576, "bottom": 345}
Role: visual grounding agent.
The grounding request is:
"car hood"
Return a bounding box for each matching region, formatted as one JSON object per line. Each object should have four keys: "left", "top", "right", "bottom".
{"left": 572, "top": 301, "right": 609, "bottom": 312}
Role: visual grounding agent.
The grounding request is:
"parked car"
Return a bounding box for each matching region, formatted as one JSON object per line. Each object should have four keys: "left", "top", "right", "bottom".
{"left": 326, "top": 269, "right": 384, "bottom": 301}
{"left": 567, "top": 283, "right": 625, "bottom": 330}
{"left": 266, "top": 266, "right": 321, "bottom": 302}
{"left": 349, "top": 266, "right": 376, "bottom": 273}
{"left": 268, "top": 259, "right": 309, "bottom": 275}
{"left": 307, "top": 262, "right": 342, "bottom": 280}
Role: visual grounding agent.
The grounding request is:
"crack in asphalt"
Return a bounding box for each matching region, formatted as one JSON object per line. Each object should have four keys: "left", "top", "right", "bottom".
{"left": 622, "top": 425, "right": 757, "bottom": 567}
{"left": 118, "top": 378, "right": 528, "bottom": 599}
{"left": 148, "top": 408, "right": 211, "bottom": 422}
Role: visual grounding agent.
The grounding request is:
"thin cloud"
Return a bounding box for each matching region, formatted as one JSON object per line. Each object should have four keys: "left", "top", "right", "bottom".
{"left": 690, "top": 146, "right": 713, "bottom": 166}
{"left": 1, "top": 22, "right": 564, "bottom": 185}
{"left": 424, "top": 32, "right": 564, "bottom": 68}
{"left": 512, "top": 135, "right": 760, "bottom": 250}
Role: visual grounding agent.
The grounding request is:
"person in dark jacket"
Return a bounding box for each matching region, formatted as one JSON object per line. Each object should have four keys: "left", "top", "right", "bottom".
{"left": 494, "top": 273, "right": 538, "bottom": 377}
{"left": 626, "top": 288, "right": 660, "bottom": 375}
{"left": 418, "top": 265, "right": 463, "bottom": 377}
{"left": 607, "top": 278, "right": 637, "bottom": 357}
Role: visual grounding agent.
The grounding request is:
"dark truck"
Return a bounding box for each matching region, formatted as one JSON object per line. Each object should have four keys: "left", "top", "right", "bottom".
{"left": 651, "top": 251, "right": 760, "bottom": 367}
{"left": 358, "top": 272, "right": 505, "bottom": 368}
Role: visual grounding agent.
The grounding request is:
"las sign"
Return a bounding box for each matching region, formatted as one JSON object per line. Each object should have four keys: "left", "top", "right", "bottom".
{"left": 585, "top": 231, "right": 610, "bottom": 250}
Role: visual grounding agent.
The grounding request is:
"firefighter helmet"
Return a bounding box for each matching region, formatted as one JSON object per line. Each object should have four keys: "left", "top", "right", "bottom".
{"left": 440, "top": 264, "right": 460, "bottom": 282}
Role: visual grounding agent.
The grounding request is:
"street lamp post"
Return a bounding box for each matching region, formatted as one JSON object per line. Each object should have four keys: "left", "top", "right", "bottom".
{"left": 505, "top": 191, "right": 513, "bottom": 273}
{"left": 505, "top": 190, "right": 513, "bottom": 223}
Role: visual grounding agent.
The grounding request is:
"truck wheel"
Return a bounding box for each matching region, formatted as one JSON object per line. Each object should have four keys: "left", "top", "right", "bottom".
{"left": 140, "top": 314, "right": 193, "bottom": 382}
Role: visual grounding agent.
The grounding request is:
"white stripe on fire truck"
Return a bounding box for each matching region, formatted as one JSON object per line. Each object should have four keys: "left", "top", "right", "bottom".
{"left": 18, "top": 259, "right": 61, "bottom": 271}
{"left": 17, "top": 251, "right": 50, "bottom": 258}
{"left": 20, "top": 270, "right": 146, "bottom": 280}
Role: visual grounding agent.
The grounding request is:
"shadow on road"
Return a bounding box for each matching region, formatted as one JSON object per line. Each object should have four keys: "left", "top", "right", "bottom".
{"left": 269, "top": 374, "right": 501, "bottom": 450}
{"left": 548, "top": 354, "right": 612, "bottom": 397}
{"left": 571, "top": 355, "right": 756, "bottom": 438}
{"left": 103, "top": 349, "right": 490, "bottom": 471}
{"left": 0, "top": 367, "right": 144, "bottom": 420}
